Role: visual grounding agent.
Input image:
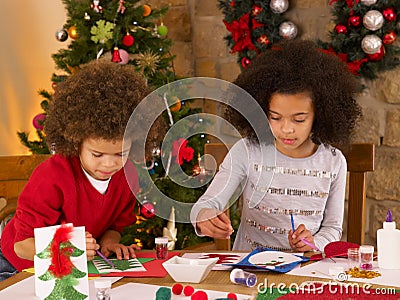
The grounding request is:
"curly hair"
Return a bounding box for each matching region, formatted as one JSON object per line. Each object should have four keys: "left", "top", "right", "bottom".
{"left": 45, "top": 60, "right": 163, "bottom": 156}
{"left": 225, "top": 39, "right": 362, "bottom": 149}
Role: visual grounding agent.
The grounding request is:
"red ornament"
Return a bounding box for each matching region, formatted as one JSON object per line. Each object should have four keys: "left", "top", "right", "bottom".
{"left": 140, "top": 202, "right": 156, "bottom": 219}
{"left": 335, "top": 24, "right": 348, "bottom": 34}
{"left": 252, "top": 5, "right": 262, "bottom": 16}
{"left": 367, "top": 45, "right": 385, "bottom": 61}
{"left": 229, "top": 0, "right": 235, "bottom": 7}
{"left": 33, "top": 113, "right": 46, "bottom": 130}
{"left": 191, "top": 290, "right": 208, "bottom": 300}
{"left": 382, "top": 7, "right": 396, "bottom": 22}
{"left": 122, "top": 33, "right": 134, "bottom": 47}
{"left": 111, "top": 47, "right": 122, "bottom": 63}
{"left": 183, "top": 285, "right": 195, "bottom": 296}
{"left": 172, "top": 283, "right": 183, "bottom": 295}
{"left": 257, "top": 34, "right": 270, "bottom": 45}
{"left": 383, "top": 31, "right": 396, "bottom": 45}
{"left": 241, "top": 57, "right": 251, "bottom": 68}
{"left": 348, "top": 15, "right": 361, "bottom": 27}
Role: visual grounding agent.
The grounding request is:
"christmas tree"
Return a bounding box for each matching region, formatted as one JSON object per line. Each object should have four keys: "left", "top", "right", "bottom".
{"left": 18, "top": 0, "right": 211, "bottom": 250}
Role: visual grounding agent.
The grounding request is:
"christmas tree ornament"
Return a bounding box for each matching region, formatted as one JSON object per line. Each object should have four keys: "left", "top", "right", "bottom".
{"left": 118, "top": 49, "right": 129, "bottom": 64}
{"left": 84, "top": 12, "right": 91, "bottom": 20}
{"left": 143, "top": 4, "right": 152, "bottom": 17}
{"left": 91, "top": 0, "right": 103, "bottom": 13}
{"left": 383, "top": 31, "right": 396, "bottom": 45}
{"left": 32, "top": 114, "right": 46, "bottom": 130}
{"left": 241, "top": 57, "right": 251, "bottom": 67}
{"left": 257, "top": 34, "right": 270, "bottom": 45}
{"left": 140, "top": 202, "right": 156, "bottom": 219}
{"left": 279, "top": 21, "right": 298, "bottom": 40}
{"left": 68, "top": 25, "right": 78, "bottom": 40}
{"left": 361, "top": 34, "right": 382, "bottom": 54}
{"left": 136, "top": 51, "right": 160, "bottom": 75}
{"left": 382, "top": 7, "right": 396, "bottom": 22}
{"left": 230, "top": 0, "right": 235, "bottom": 7}
{"left": 111, "top": 46, "right": 122, "bottom": 62}
{"left": 348, "top": 15, "right": 361, "bottom": 27}
{"left": 363, "top": 10, "right": 384, "bottom": 31}
{"left": 157, "top": 23, "right": 168, "bottom": 37}
{"left": 55, "top": 28, "right": 68, "bottom": 42}
{"left": 270, "top": 0, "right": 289, "bottom": 14}
{"left": 122, "top": 33, "right": 134, "bottom": 46}
{"left": 252, "top": 5, "right": 262, "bottom": 16}
{"left": 335, "top": 24, "right": 348, "bottom": 34}
{"left": 360, "top": 0, "right": 377, "bottom": 6}
{"left": 169, "top": 96, "right": 181, "bottom": 112}
{"left": 368, "top": 45, "right": 385, "bottom": 61}
{"left": 91, "top": 20, "right": 114, "bottom": 44}
{"left": 117, "top": 0, "right": 126, "bottom": 14}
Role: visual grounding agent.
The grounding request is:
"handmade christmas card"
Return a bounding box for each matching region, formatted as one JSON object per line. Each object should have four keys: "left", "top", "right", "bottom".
{"left": 34, "top": 223, "right": 89, "bottom": 300}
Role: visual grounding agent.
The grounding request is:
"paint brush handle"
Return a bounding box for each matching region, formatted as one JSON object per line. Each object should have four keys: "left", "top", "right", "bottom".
{"left": 96, "top": 249, "right": 116, "bottom": 268}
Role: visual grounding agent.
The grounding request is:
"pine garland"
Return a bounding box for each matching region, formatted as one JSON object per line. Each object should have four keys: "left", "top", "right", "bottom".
{"left": 219, "top": 0, "right": 400, "bottom": 80}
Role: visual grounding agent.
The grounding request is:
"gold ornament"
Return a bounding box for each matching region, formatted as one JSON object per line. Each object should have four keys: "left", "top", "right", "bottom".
{"left": 170, "top": 96, "right": 181, "bottom": 112}
{"left": 136, "top": 51, "right": 160, "bottom": 75}
{"left": 68, "top": 25, "right": 78, "bottom": 40}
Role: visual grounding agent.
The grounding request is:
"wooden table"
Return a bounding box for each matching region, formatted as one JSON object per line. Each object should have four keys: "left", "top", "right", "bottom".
{"left": 1, "top": 252, "right": 398, "bottom": 298}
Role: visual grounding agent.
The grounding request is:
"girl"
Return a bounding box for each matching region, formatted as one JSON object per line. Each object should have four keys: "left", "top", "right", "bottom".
{"left": 0, "top": 60, "right": 157, "bottom": 281}
{"left": 191, "top": 39, "right": 362, "bottom": 252}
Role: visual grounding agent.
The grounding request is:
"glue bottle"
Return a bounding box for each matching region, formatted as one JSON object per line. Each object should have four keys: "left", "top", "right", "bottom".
{"left": 377, "top": 209, "right": 400, "bottom": 269}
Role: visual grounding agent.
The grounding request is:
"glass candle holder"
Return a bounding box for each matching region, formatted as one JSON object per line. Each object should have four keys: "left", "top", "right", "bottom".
{"left": 359, "top": 245, "right": 374, "bottom": 270}
{"left": 155, "top": 237, "right": 169, "bottom": 260}
{"left": 347, "top": 247, "right": 360, "bottom": 269}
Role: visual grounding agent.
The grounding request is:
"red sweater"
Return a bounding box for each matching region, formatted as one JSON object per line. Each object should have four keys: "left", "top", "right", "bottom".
{"left": 1, "top": 155, "right": 138, "bottom": 271}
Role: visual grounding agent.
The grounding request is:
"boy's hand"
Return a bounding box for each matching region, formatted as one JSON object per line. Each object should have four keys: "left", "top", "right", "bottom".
{"left": 101, "top": 243, "right": 141, "bottom": 260}
{"left": 196, "top": 208, "right": 234, "bottom": 239}
{"left": 85, "top": 231, "right": 100, "bottom": 261}
{"left": 288, "top": 223, "right": 315, "bottom": 252}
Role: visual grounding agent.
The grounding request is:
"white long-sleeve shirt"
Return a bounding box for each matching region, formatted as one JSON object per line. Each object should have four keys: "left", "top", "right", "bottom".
{"left": 190, "top": 139, "right": 347, "bottom": 251}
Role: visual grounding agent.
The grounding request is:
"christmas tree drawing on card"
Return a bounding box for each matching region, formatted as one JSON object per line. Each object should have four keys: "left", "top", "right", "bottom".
{"left": 34, "top": 224, "right": 89, "bottom": 300}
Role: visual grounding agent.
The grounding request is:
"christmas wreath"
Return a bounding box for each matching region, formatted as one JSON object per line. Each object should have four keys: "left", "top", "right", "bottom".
{"left": 218, "top": 0, "right": 400, "bottom": 80}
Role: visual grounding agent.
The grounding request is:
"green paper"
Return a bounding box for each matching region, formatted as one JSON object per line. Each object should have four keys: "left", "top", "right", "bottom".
{"left": 87, "top": 257, "right": 154, "bottom": 274}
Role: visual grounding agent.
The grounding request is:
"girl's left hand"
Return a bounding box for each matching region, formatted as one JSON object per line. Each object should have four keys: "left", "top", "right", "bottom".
{"left": 100, "top": 243, "right": 141, "bottom": 260}
{"left": 288, "top": 223, "right": 315, "bottom": 252}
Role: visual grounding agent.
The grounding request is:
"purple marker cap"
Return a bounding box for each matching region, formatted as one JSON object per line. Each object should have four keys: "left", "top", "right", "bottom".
{"left": 386, "top": 209, "right": 393, "bottom": 222}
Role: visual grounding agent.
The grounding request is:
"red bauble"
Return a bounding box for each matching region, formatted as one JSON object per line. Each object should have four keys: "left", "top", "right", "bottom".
{"left": 241, "top": 57, "right": 251, "bottom": 68}
{"left": 383, "top": 31, "right": 396, "bottom": 45}
{"left": 382, "top": 7, "right": 396, "bottom": 22}
{"left": 32, "top": 113, "right": 46, "bottom": 130}
{"left": 335, "top": 24, "right": 348, "bottom": 34}
{"left": 252, "top": 5, "right": 262, "bottom": 16}
{"left": 111, "top": 47, "right": 122, "bottom": 63}
{"left": 140, "top": 202, "right": 156, "bottom": 219}
{"left": 348, "top": 15, "right": 361, "bottom": 27}
{"left": 368, "top": 45, "right": 385, "bottom": 61}
{"left": 229, "top": 0, "right": 235, "bottom": 7}
{"left": 122, "top": 34, "right": 134, "bottom": 47}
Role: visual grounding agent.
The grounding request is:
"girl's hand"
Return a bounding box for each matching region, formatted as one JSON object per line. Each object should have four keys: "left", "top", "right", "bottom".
{"left": 101, "top": 243, "right": 141, "bottom": 260}
{"left": 197, "top": 208, "right": 234, "bottom": 239}
{"left": 85, "top": 231, "right": 100, "bottom": 261}
{"left": 288, "top": 223, "right": 315, "bottom": 252}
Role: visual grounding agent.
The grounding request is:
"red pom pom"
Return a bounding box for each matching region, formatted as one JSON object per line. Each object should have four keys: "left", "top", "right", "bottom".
{"left": 172, "top": 283, "right": 183, "bottom": 295}
{"left": 183, "top": 285, "right": 195, "bottom": 296}
{"left": 191, "top": 290, "right": 208, "bottom": 300}
{"left": 227, "top": 293, "right": 238, "bottom": 300}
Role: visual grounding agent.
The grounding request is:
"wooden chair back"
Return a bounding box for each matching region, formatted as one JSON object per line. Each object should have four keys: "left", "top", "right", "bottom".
{"left": 190, "top": 143, "right": 375, "bottom": 250}
{"left": 0, "top": 155, "right": 50, "bottom": 224}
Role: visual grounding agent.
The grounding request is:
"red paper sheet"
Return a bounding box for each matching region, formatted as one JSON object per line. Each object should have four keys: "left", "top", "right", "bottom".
{"left": 92, "top": 251, "right": 180, "bottom": 278}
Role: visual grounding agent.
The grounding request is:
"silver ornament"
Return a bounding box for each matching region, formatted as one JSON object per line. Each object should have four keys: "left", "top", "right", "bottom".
{"left": 361, "top": 34, "right": 382, "bottom": 54}
{"left": 55, "top": 29, "right": 68, "bottom": 42}
{"left": 363, "top": 10, "right": 384, "bottom": 31}
{"left": 270, "top": 0, "right": 289, "bottom": 14}
{"left": 279, "top": 21, "right": 298, "bottom": 40}
{"left": 360, "top": 0, "right": 377, "bottom": 6}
